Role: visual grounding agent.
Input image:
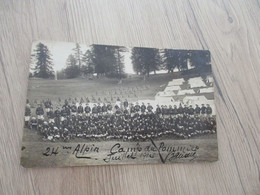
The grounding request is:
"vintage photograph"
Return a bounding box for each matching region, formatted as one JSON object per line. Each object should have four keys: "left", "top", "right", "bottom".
{"left": 21, "top": 41, "right": 217, "bottom": 167}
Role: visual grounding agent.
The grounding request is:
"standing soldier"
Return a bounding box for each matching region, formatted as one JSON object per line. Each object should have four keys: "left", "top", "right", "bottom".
{"left": 85, "top": 97, "right": 90, "bottom": 103}
{"left": 183, "top": 105, "right": 189, "bottom": 115}
{"left": 84, "top": 103, "right": 91, "bottom": 116}
{"left": 194, "top": 104, "right": 201, "bottom": 115}
{"left": 71, "top": 103, "right": 77, "bottom": 116}
{"left": 30, "top": 117, "right": 38, "bottom": 130}
{"left": 168, "top": 105, "right": 174, "bottom": 117}
{"left": 156, "top": 105, "right": 162, "bottom": 117}
{"left": 107, "top": 102, "right": 113, "bottom": 114}
{"left": 102, "top": 103, "right": 107, "bottom": 115}
{"left": 123, "top": 99, "right": 128, "bottom": 109}
{"left": 206, "top": 104, "right": 212, "bottom": 116}
{"left": 130, "top": 103, "right": 135, "bottom": 117}
{"left": 147, "top": 103, "right": 153, "bottom": 114}
{"left": 173, "top": 105, "right": 178, "bottom": 115}
{"left": 97, "top": 103, "right": 102, "bottom": 115}
{"left": 188, "top": 105, "right": 195, "bottom": 115}
{"left": 135, "top": 102, "right": 141, "bottom": 114}
{"left": 48, "top": 107, "right": 55, "bottom": 124}
{"left": 201, "top": 104, "right": 206, "bottom": 115}
{"left": 141, "top": 102, "right": 146, "bottom": 115}
{"left": 60, "top": 107, "right": 67, "bottom": 122}
{"left": 78, "top": 103, "right": 84, "bottom": 116}
{"left": 178, "top": 104, "right": 184, "bottom": 115}
{"left": 36, "top": 104, "right": 44, "bottom": 120}
{"left": 24, "top": 106, "right": 31, "bottom": 128}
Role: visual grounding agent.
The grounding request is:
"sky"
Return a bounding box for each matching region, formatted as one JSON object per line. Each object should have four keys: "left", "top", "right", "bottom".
{"left": 30, "top": 40, "right": 135, "bottom": 74}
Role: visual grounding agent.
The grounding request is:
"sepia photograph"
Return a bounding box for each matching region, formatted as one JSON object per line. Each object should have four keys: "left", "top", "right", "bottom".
{"left": 21, "top": 41, "right": 217, "bottom": 167}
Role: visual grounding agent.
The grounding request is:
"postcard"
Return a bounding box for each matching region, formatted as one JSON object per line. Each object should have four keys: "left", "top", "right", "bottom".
{"left": 21, "top": 41, "right": 217, "bottom": 167}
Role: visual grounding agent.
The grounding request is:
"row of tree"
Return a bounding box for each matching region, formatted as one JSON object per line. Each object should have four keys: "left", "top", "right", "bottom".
{"left": 31, "top": 42, "right": 211, "bottom": 79}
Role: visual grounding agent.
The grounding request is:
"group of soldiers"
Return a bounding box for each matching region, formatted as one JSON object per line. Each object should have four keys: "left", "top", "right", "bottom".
{"left": 24, "top": 98, "right": 216, "bottom": 141}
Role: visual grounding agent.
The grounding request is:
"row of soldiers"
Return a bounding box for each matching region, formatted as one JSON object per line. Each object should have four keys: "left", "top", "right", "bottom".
{"left": 24, "top": 99, "right": 215, "bottom": 141}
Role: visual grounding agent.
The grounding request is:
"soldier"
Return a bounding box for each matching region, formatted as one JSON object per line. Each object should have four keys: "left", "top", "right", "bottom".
{"left": 30, "top": 117, "right": 38, "bottom": 130}
{"left": 78, "top": 103, "right": 84, "bottom": 116}
{"left": 24, "top": 106, "right": 31, "bottom": 128}
{"left": 85, "top": 103, "right": 91, "bottom": 116}
{"left": 156, "top": 105, "right": 162, "bottom": 116}
{"left": 107, "top": 102, "right": 113, "bottom": 114}
{"left": 173, "top": 105, "right": 178, "bottom": 115}
{"left": 161, "top": 105, "right": 167, "bottom": 117}
{"left": 92, "top": 104, "right": 98, "bottom": 116}
{"left": 188, "top": 105, "right": 195, "bottom": 115}
{"left": 168, "top": 105, "right": 174, "bottom": 116}
{"left": 201, "top": 104, "right": 206, "bottom": 115}
{"left": 96, "top": 103, "right": 102, "bottom": 115}
{"left": 71, "top": 103, "right": 77, "bottom": 116}
{"left": 194, "top": 104, "right": 201, "bottom": 115}
{"left": 26, "top": 99, "right": 30, "bottom": 108}
{"left": 147, "top": 103, "right": 153, "bottom": 114}
{"left": 141, "top": 102, "right": 146, "bottom": 115}
{"left": 36, "top": 104, "right": 44, "bottom": 120}
{"left": 133, "top": 102, "right": 140, "bottom": 114}
{"left": 206, "top": 104, "right": 212, "bottom": 115}
{"left": 44, "top": 100, "right": 51, "bottom": 116}
{"left": 178, "top": 104, "right": 184, "bottom": 115}
{"left": 102, "top": 103, "right": 107, "bottom": 114}
{"left": 183, "top": 105, "right": 189, "bottom": 115}
{"left": 85, "top": 97, "right": 90, "bottom": 103}
{"left": 130, "top": 103, "right": 135, "bottom": 117}
{"left": 48, "top": 107, "right": 55, "bottom": 124}
{"left": 123, "top": 99, "right": 128, "bottom": 109}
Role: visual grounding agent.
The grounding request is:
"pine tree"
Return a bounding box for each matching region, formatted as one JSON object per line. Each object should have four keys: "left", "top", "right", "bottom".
{"left": 72, "top": 43, "right": 83, "bottom": 69}
{"left": 32, "top": 43, "right": 55, "bottom": 79}
{"left": 64, "top": 54, "right": 80, "bottom": 78}
{"left": 66, "top": 54, "right": 77, "bottom": 67}
{"left": 82, "top": 50, "right": 95, "bottom": 75}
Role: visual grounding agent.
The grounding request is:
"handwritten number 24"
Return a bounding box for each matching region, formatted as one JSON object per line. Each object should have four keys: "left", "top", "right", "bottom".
{"left": 43, "top": 147, "right": 59, "bottom": 156}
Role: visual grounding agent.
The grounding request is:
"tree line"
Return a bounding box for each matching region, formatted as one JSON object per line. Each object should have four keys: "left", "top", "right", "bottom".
{"left": 31, "top": 42, "right": 211, "bottom": 79}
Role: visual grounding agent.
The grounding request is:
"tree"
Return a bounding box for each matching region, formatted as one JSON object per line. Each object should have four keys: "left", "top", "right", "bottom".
{"left": 82, "top": 50, "right": 95, "bottom": 76}
{"left": 72, "top": 43, "right": 83, "bottom": 68}
{"left": 189, "top": 50, "right": 210, "bottom": 68}
{"left": 162, "top": 50, "right": 190, "bottom": 72}
{"left": 131, "top": 47, "right": 143, "bottom": 75}
{"left": 131, "top": 47, "right": 162, "bottom": 77}
{"left": 87, "top": 45, "right": 124, "bottom": 78}
{"left": 31, "top": 42, "right": 55, "bottom": 79}
{"left": 108, "top": 46, "right": 127, "bottom": 79}
{"left": 162, "top": 49, "right": 179, "bottom": 73}
{"left": 64, "top": 54, "right": 80, "bottom": 78}
{"left": 66, "top": 54, "right": 77, "bottom": 67}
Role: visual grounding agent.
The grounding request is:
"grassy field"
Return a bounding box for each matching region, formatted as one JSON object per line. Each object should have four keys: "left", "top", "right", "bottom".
{"left": 27, "top": 74, "right": 174, "bottom": 102}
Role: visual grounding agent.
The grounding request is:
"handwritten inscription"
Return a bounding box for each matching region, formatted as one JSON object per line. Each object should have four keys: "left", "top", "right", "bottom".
{"left": 41, "top": 140, "right": 200, "bottom": 164}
